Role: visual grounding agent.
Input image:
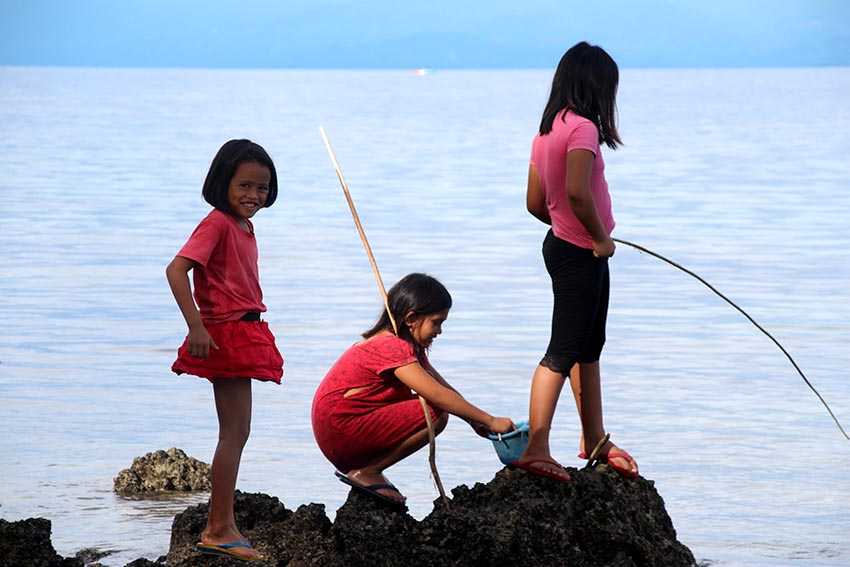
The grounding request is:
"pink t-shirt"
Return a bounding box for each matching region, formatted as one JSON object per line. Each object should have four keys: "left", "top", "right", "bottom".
{"left": 530, "top": 110, "right": 615, "bottom": 248}
{"left": 176, "top": 208, "right": 266, "bottom": 325}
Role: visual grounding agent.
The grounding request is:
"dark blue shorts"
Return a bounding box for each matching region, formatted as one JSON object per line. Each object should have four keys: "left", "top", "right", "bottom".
{"left": 540, "top": 229, "right": 609, "bottom": 376}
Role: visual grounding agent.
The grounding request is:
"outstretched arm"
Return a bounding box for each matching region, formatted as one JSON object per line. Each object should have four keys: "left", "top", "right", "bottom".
{"left": 394, "top": 362, "right": 515, "bottom": 436}
{"left": 421, "top": 361, "right": 495, "bottom": 437}
{"left": 166, "top": 255, "right": 218, "bottom": 359}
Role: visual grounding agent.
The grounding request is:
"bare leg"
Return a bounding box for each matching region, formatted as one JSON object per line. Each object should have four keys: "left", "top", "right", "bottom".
{"left": 571, "top": 362, "right": 638, "bottom": 476}
{"left": 201, "top": 378, "right": 261, "bottom": 560}
{"left": 515, "top": 364, "right": 571, "bottom": 481}
{"left": 346, "top": 412, "right": 449, "bottom": 503}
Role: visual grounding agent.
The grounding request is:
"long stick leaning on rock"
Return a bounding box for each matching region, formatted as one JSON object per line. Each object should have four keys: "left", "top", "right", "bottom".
{"left": 319, "top": 125, "right": 451, "bottom": 507}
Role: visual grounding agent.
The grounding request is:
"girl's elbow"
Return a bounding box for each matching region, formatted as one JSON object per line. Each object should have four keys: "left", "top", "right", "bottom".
{"left": 567, "top": 192, "right": 589, "bottom": 210}
{"left": 527, "top": 200, "right": 546, "bottom": 218}
{"left": 165, "top": 261, "right": 181, "bottom": 280}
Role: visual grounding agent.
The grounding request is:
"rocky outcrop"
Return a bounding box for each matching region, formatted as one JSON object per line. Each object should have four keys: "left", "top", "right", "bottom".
{"left": 0, "top": 517, "right": 84, "bottom": 567}
{"left": 9, "top": 462, "right": 696, "bottom": 566}
{"left": 113, "top": 448, "right": 211, "bottom": 494}
{"left": 166, "top": 465, "right": 696, "bottom": 567}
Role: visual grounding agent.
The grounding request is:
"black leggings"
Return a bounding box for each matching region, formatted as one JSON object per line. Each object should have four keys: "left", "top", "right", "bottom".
{"left": 540, "top": 229, "right": 610, "bottom": 377}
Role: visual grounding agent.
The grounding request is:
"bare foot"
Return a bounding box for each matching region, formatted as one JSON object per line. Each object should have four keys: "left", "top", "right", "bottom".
{"left": 347, "top": 469, "right": 406, "bottom": 503}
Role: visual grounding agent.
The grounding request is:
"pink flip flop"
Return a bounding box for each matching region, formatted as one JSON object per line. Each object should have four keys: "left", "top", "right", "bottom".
{"left": 510, "top": 458, "right": 571, "bottom": 484}
{"left": 603, "top": 449, "right": 639, "bottom": 479}
{"left": 580, "top": 434, "right": 639, "bottom": 479}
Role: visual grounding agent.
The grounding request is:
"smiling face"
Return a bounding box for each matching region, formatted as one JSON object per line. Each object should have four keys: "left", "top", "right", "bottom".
{"left": 227, "top": 160, "right": 271, "bottom": 220}
{"left": 406, "top": 308, "right": 449, "bottom": 349}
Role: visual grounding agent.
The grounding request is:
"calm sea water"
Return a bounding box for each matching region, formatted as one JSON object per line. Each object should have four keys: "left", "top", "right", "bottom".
{"left": 1, "top": 66, "right": 849, "bottom": 567}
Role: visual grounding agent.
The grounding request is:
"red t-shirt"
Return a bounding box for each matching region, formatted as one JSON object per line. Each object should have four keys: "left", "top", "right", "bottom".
{"left": 176, "top": 208, "right": 266, "bottom": 325}
{"left": 312, "top": 334, "right": 423, "bottom": 412}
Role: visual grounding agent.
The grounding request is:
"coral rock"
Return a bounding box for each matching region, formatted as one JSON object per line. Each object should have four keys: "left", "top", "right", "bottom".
{"left": 113, "top": 448, "right": 211, "bottom": 494}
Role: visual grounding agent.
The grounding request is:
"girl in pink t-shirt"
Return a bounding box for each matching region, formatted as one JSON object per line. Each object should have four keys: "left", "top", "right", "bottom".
{"left": 517, "top": 42, "right": 639, "bottom": 483}
{"left": 166, "top": 139, "right": 284, "bottom": 561}
{"left": 312, "top": 273, "right": 515, "bottom": 505}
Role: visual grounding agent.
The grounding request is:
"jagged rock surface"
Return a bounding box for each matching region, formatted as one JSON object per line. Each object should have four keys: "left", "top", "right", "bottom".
{"left": 6, "top": 463, "right": 695, "bottom": 566}
{"left": 113, "top": 448, "right": 211, "bottom": 494}
{"left": 0, "top": 517, "right": 84, "bottom": 567}
{"left": 165, "top": 465, "right": 696, "bottom": 567}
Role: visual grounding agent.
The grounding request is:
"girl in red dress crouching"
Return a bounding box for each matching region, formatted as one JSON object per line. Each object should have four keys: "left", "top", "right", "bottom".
{"left": 312, "top": 273, "right": 514, "bottom": 505}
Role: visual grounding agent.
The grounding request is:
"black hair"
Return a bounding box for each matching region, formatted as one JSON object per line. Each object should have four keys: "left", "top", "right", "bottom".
{"left": 202, "top": 139, "right": 279, "bottom": 212}
{"left": 539, "top": 41, "right": 622, "bottom": 149}
{"left": 363, "top": 273, "right": 453, "bottom": 351}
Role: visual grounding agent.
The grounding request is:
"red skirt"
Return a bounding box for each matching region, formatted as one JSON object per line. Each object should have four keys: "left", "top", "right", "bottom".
{"left": 171, "top": 320, "right": 283, "bottom": 384}
{"left": 312, "top": 393, "right": 444, "bottom": 474}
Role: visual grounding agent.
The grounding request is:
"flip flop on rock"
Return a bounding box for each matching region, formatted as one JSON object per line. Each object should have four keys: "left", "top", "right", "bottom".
{"left": 580, "top": 433, "right": 639, "bottom": 479}
{"left": 510, "top": 458, "right": 571, "bottom": 484}
{"left": 335, "top": 470, "right": 407, "bottom": 507}
{"left": 599, "top": 449, "right": 640, "bottom": 478}
{"left": 196, "top": 541, "right": 264, "bottom": 562}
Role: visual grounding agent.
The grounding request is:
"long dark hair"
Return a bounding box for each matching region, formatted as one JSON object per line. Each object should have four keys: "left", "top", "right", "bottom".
{"left": 363, "top": 273, "right": 452, "bottom": 351}
{"left": 202, "top": 139, "right": 279, "bottom": 212}
{"left": 539, "top": 41, "right": 622, "bottom": 149}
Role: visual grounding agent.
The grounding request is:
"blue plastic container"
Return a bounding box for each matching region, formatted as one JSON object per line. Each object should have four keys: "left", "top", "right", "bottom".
{"left": 488, "top": 420, "right": 529, "bottom": 465}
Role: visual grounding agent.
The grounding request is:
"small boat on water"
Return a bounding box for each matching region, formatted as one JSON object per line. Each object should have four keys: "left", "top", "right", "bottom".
{"left": 413, "top": 68, "right": 435, "bottom": 76}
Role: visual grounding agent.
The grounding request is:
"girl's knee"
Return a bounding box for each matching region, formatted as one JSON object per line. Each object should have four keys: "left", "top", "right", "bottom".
{"left": 219, "top": 423, "right": 251, "bottom": 446}
{"left": 434, "top": 412, "right": 449, "bottom": 433}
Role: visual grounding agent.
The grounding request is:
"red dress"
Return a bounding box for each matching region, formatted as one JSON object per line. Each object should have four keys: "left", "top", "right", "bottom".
{"left": 171, "top": 209, "right": 283, "bottom": 383}
{"left": 311, "top": 334, "right": 443, "bottom": 473}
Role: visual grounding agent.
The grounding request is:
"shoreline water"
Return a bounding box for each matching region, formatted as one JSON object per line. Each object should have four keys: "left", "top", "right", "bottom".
{"left": 1, "top": 66, "right": 849, "bottom": 567}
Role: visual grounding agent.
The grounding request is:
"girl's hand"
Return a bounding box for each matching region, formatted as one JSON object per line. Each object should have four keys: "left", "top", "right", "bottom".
{"left": 592, "top": 235, "right": 616, "bottom": 258}
{"left": 486, "top": 417, "right": 517, "bottom": 436}
{"left": 186, "top": 325, "right": 218, "bottom": 360}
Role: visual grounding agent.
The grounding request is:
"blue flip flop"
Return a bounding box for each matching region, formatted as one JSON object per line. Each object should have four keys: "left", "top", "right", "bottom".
{"left": 196, "top": 541, "right": 264, "bottom": 562}
{"left": 334, "top": 470, "right": 406, "bottom": 507}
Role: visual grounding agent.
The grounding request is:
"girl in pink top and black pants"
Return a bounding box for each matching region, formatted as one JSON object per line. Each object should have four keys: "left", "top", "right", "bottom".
{"left": 514, "top": 42, "right": 639, "bottom": 483}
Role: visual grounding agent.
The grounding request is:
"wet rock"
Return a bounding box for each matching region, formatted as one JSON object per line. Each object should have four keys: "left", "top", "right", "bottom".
{"left": 164, "top": 466, "right": 696, "bottom": 567}
{"left": 123, "top": 559, "right": 167, "bottom": 567}
{"left": 113, "top": 448, "right": 211, "bottom": 494}
{"left": 0, "top": 517, "right": 83, "bottom": 567}
{"left": 74, "top": 547, "right": 112, "bottom": 565}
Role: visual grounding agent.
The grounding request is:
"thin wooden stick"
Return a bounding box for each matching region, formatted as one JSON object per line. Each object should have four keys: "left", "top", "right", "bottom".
{"left": 584, "top": 433, "right": 611, "bottom": 469}
{"left": 614, "top": 237, "right": 848, "bottom": 440}
{"left": 319, "top": 125, "right": 451, "bottom": 506}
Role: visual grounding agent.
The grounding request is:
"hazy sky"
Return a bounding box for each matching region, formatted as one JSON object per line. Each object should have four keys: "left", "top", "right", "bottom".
{"left": 1, "top": 0, "right": 848, "bottom": 69}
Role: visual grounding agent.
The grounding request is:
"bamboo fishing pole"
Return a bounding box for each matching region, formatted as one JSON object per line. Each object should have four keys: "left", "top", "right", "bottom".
{"left": 319, "top": 125, "right": 451, "bottom": 506}
{"left": 613, "top": 237, "right": 848, "bottom": 440}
